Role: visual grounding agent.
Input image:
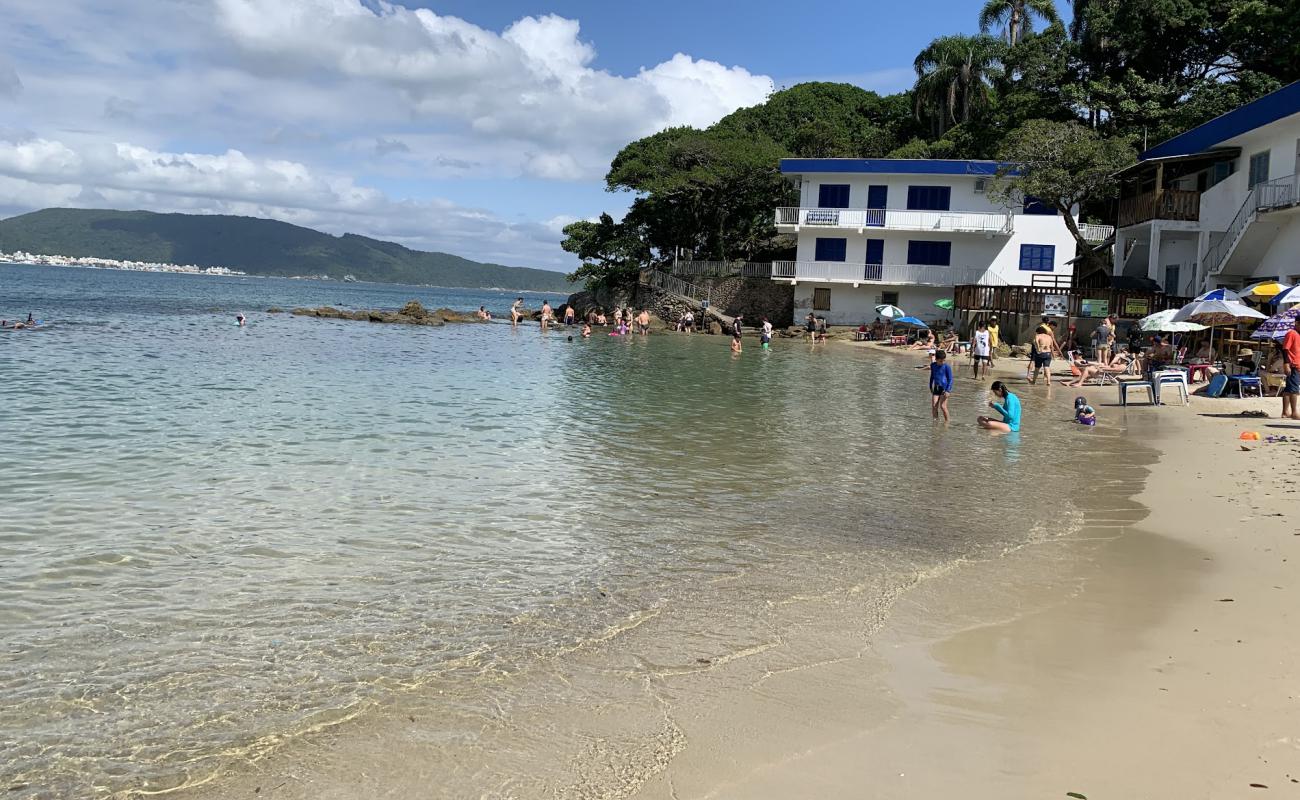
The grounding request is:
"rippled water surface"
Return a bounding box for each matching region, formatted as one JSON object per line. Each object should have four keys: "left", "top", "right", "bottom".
{"left": 0, "top": 264, "right": 1129, "bottom": 797}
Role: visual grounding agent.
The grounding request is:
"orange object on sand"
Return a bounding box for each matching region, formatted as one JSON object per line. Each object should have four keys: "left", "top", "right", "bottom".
{"left": 1239, "top": 431, "right": 1261, "bottom": 441}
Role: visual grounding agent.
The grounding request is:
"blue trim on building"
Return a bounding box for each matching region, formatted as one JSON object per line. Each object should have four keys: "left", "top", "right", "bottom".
{"left": 1140, "top": 80, "right": 1300, "bottom": 161}
{"left": 780, "top": 158, "right": 1019, "bottom": 176}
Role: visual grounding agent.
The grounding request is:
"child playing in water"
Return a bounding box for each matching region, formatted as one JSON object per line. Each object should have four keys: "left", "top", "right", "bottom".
{"left": 1074, "top": 396, "right": 1097, "bottom": 426}
{"left": 929, "top": 350, "right": 953, "bottom": 421}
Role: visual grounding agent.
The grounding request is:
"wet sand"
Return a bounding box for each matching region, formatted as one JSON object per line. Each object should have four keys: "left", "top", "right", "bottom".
{"left": 630, "top": 350, "right": 1300, "bottom": 799}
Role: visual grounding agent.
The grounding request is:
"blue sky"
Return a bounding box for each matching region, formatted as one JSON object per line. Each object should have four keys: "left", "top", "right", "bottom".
{"left": 0, "top": 0, "right": 989, "bottom": 271}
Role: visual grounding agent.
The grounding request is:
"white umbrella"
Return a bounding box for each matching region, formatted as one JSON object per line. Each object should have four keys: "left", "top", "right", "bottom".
{"left": 1171, "top": 299, "right": 1266, "bottom": 355}
{"left": 1194, "top": 287, "right": 1241, "bottom": 302}
{"left": 1138, "top": 308, "right": 1207, "bottom": 333}
{"left": 1270, "top": 285, "right": 1300, "bottom": 307}
{"left": 875, "top": 304, "right": 905, "bottom": 319}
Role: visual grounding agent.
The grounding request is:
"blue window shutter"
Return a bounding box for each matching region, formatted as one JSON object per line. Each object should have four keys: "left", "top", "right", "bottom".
{"left": 906, "top": 186, "right": 951, "bottom": 211}
{"left": 1018, "top": 244, "right": 1055, "bottom": 271}
{"left": 815, "top": 237, "right": 848, "bottom": 262}
{"left": 1023, "top": 196, "right": 1058, "bottom": 215}
{"left": 907, "top": 241, "right": 951, "bottom": 266}
{"left": 864, "top": 239, "right": 884, "bottom": 265}
{"left": 818, "top": 184, "right": 850, "bottom": 208}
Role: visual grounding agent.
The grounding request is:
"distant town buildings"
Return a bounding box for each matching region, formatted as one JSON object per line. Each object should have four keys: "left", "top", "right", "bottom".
{"left": 0, "top": 250, "right": 245, "bottom": 276}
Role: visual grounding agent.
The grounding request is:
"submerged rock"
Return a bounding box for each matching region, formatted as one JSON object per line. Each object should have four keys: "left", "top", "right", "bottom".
{"left": 291, "top": 301, "right": 481, "bottom": 327}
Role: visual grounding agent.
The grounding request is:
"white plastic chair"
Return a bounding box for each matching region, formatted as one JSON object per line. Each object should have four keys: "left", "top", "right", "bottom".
{"left": 1152, "top": 369, "right": 1190, "bottom": 405}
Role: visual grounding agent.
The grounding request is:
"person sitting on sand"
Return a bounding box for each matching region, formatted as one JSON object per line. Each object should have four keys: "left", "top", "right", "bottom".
{"left": 910, "top": 329, "right": 936, "bottom": 351}
{"left": 940, "top": 329, "right": 958, "bottom": 354}
{"left": 978, "top": 381, "right": 1020, "bottom": 433}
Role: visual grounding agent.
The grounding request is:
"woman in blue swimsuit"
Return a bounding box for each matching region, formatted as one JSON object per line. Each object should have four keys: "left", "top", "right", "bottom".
{"left": 978, "top": 381, "right": 1020, "bottom": 433}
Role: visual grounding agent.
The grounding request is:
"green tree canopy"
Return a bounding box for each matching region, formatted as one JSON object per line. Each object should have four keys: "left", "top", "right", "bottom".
{"left": 913, "top": 35, "right": 1006, "bottom": 137}
{"left": 979, "top": 0, "right": 1060, "bottom": 46}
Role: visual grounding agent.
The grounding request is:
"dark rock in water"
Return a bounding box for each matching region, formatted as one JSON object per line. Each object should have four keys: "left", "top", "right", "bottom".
{"left": 266, "top": 307, "right": 284, "bottom": 313}
{"left": 290, "top": 301, "right": 482, "bottom": 327}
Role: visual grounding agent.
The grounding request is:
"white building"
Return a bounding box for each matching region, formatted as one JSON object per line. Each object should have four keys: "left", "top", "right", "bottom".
{"left": 1114, "top": 80, "right": 1300, "bottom": 295}
{"left": 771, "top": 159, "right": 1109, "bottom": 325}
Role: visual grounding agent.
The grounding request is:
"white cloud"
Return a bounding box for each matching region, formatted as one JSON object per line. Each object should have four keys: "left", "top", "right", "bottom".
{"left": 0, "top": 0, "right": 775, "bottom": 266}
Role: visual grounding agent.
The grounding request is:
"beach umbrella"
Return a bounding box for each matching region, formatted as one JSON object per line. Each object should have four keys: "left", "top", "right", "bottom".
{"left": 1194, "top": 287, "right": 1241, "bottom": 302}
{"left": 875, "top": 304, "right": 906, "bottom": 319}
{"left": 894, "top": 316, "right": 928, "bottom": 327}
{"left": 1270, "top": 285, "right": 1300, "bottom": 307}
{"left": 1138, "top": 308, "right": 1207, "bottom": 333}
{"left": 1172, "top": 298, "right": 1267, "bottom": 354}
{"left": 1241, "top": 280, "right": 1292, "bottom": 300}
{"left": 1250, "top": 306, "right": 1300, "bottom": 341}
{"left": 933, "top": 298, "right": 955, "bottom": 310}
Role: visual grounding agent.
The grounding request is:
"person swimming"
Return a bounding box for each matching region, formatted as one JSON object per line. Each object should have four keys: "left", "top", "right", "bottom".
{"left": 236, "top": 313, "right": 246, "bottom": 326}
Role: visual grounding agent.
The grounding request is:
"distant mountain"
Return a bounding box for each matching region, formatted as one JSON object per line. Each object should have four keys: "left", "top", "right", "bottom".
{"left": 0, "top": 208, "right": 573, "bottom": 292}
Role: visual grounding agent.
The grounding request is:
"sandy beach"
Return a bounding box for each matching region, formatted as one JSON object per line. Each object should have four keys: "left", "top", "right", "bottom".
{"left": 628, "top": 346, "right": 1300, "bottom": 799}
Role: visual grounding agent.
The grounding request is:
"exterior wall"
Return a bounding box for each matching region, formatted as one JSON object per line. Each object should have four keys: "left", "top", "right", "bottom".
{"left": 790, "top": 211, "right": 1078, "bottom": 284}
{"left": 792, "top": 283, "right": 952, "bottom": 326}
{"left": 1149, "top": 232, "right": 1199, "bottom": 292}
{"left": 796, "top": 173, "right": 1010, "bottom": 214}
{"left": 1252, "top": 219, "right": 1300, "bottom": 284}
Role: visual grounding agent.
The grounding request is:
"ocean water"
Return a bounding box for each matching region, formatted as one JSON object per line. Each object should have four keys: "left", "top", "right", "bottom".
{"left": 0, "top": 263, "right": 1140, "bottom": 798}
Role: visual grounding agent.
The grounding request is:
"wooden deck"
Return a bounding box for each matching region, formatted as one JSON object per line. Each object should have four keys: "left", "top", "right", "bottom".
{"left": 954, "top": 284, "right": 1192, "bottom": 319}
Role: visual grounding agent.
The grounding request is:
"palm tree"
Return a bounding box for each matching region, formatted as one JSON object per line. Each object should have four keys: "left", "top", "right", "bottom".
{"left": 913, "top": 35, "right": 1005, "bottom": 136}
{"left": 979, "top": 0, "right": 1060, "bottom": 46}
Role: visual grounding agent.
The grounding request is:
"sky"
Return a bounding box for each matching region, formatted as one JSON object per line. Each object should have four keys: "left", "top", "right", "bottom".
{"left": 0, "top": 0, "right": 983, "bottom": 271}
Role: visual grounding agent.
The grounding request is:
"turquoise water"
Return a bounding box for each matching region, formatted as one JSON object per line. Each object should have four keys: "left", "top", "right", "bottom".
{"left": 0, "top": 263, "right": 1130, "bottom": 797}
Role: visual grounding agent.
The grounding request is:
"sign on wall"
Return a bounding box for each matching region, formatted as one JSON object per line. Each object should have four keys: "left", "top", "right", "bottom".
{"left": 1043, "top": 294, "right": 1068, "bottom": 317}
{"left": 1080, "top": 298, "right": 1110, "bottom": 318}
{"left": 1123, "top": 298, "right": 1150, "bottom": 317}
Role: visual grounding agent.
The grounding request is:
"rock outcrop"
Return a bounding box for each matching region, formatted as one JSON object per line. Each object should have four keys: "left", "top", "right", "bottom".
{"left": 291, "top": 300, "right": 481, "bottom": 327}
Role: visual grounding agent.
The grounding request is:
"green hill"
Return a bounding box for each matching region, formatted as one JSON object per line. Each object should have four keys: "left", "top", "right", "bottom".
{"left": 0, "top": 208, "right": 574, "bottom": 292}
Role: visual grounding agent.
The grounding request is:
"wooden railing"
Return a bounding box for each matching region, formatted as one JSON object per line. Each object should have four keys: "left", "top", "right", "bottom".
{"left": 1118, "top": 189, "right": 1200, "bottom": 227}
{"left": 953, "top": 284, "right": 1191, "bottom": 319}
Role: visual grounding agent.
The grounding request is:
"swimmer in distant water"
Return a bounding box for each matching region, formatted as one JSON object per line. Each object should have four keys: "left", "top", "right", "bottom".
{"left": 236, "top": 313, "right": 246, "bottom": 326}
{"left": 581, "top": 322, "right": 592, "bottom": 338}
{"left": 26, "top": 313, "right": 35, "bottom": 325}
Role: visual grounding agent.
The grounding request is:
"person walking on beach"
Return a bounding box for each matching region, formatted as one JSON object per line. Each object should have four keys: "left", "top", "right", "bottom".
{"left": 510, "top": 298, "right": 524, "bottom": 327}
{"left": 978, "top": 381, "right": 1020, "bottom": 433}
{"left": 1281, "top": 316, "right": 1300, "bottom": 420}
{"left": 972, "top": 321, "right": 991, "bottom": 379}
{"left": 1094, "top": 315, "right": 1114, "bottom": 365}
{"left": 805, "top": 312, "right": 816, "bottom": 341}
{"left": 987, "top": 316, "right": 1000, "bottom": 366}
{"left": 930, "top": 349, "right": 954, "bottom": 421}
{"left": 636, "top": 309, "right": 650, "bottom": 336}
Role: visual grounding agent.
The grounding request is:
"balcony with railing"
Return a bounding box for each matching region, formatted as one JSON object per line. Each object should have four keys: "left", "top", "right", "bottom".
{"left": 771, "top": 261, "right": 1006, "bottom": 287}
{"left": 1117, "top": 189, "right": 1201, "bottom": 227}
{"left": 775, "top": 207, "right": 1013, "bottom": 235}
{"left": 1079, "top": 222, "right": 1115, "bottom": 243}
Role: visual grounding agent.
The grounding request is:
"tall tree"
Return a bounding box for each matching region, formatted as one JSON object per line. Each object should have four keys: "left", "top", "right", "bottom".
{"left": 979, "top": 0, "right": 1060, "bottom": 46}
{"left": 990, "top": 119, "right": 1136, "bottom": 270}
{"left": 912, "top": 35, "right": 1005, "bottom": 136}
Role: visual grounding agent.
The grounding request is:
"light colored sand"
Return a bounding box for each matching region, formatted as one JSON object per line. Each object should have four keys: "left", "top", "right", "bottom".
{"left": 631, "top": 353, "right": 1300, "bottom": 799}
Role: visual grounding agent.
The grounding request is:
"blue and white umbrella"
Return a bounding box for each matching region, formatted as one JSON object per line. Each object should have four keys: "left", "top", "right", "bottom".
{"left": 1270, "top": 285, "right": 1300, "bottom": 307}
{"left": 1195, "top": 287, "right": 1241, "bottom": 302}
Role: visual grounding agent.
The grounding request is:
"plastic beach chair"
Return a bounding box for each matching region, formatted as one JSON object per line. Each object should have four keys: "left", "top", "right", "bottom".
{"left": 1206, "top": 373, "right": 1228, "bottom": 398}
{"left": 1234, "top": 375, "right": 1263, "bottom": 399}
{"left": 1152, "top": 369, "right": 1190, "bottom": 405}
{"left": 1118, "top": 377, "right": 1156, "bottom": 406}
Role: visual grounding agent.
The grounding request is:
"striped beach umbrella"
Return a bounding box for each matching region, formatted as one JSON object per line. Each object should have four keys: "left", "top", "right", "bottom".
{"left": 1194, "top": 287, "right": 1242, "bottom": 302}
{"left": 1241, "top": 280, "right": 1292, "bottom": 300}
{"left": 875, "top": 304, "right": 906, "bottom": 319}
{"left": 1270, "top": 285, "right": 1300, "bottom": 307}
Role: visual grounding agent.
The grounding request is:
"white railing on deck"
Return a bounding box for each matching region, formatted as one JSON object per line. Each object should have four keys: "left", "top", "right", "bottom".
{"left": 770, "top": 261, "right": 1006, "bottom": 287}
{"left": 671, "top": 260, "right": 773, "bottom": 278}
{"left": 1079, "top": 223, "right": 1115, "bottom": 242}
{"left": 775, "top": 207, "right": 1013, "bottom": 234}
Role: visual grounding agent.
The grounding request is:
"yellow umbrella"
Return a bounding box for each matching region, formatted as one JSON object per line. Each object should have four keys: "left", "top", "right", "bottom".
{"left": 1241, "top": 280, "right": 1292, "bottom": 299}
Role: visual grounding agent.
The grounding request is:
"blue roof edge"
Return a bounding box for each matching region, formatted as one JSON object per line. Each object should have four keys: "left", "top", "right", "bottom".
{"left": 1140, "top": 80, "right": 1300, "bottom": 161}
{"left": 779, "top": 158, "right": 1019, "bottom": 176}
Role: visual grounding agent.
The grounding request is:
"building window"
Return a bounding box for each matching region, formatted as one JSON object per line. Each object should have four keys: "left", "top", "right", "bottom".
{"left": 1248, "top": 151, "right": 1270, "bottom": 188}
{"left": 879, "top": 291, "right": 900, "bottom": 306}
{"left": 1022, "top": 196, "right": 1058, "bottom": 215}
{"left": 1199, "top": 160, "right": 1234, "bottom": 191}
{"left": 906, "top": 240, "right": 951, "bottom": 266}
{"left": 815, "top": 237, "right": 847, "bottom": 262}
{"left": 906, "top": 186, "right": 951, "bottom": 211}
{"left": 817, "top": 184, "right": 850, "bottom": 209}
{"left": 812, "top": 287, "right": 831, "bottom": 310}
{"left": 1164, "top": 264, "right": 1181, "bottom": 295}
{"left": 1019, "top": 244, "right": 1055, "bottom": 272}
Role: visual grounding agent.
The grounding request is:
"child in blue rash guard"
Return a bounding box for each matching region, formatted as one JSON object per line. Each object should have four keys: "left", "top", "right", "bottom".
{"left": 978, "top": 380, "right": 1020, "bottom": 433}
{"left": 929, "top": 350, "right": 954, "bottom": 421}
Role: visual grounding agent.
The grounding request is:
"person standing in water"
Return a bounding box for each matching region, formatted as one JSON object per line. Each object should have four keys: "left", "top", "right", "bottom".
{"left": 1028, "top": 324, "right": 1058, "bottom": 385}
{"left": 510, "top": 298, "right": 524, "bottom": 328}
{"left": 636, "top": 308, "right": 650, "bottom": 335}
{"left": 563, "top": 305, "right": 575, "bottom": 326}
{"left": 978, "top": 381, "right": 1020, "bottom": 433}
{"left": 760, "top": 317, "right": 773, "bottom": 349}
{"left": 540, "top": 301, "right": 553, "bottom": 332}
{"left": 929, "top": 349, "right": 953, "bottom": 421}
{"left": 971, "top": 321, "right": 991, "bottom": 379}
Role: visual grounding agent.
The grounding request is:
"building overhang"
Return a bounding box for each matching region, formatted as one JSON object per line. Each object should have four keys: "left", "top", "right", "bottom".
{"left": 780, "top": 158, "right": 1020, "bottom": 178}
{"left": 1139, "top": 80, "right": 1300, "bottom": 160}
{"left": 1114, "top": 148, "right": 1241, "bottom": 182}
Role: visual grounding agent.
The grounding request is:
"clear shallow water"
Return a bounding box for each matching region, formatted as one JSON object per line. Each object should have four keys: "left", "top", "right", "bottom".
{"left": 0, "top": 264, "right": 1135, "bottom": 797}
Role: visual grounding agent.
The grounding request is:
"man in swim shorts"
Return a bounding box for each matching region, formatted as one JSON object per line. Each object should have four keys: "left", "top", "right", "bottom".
{"left": 1028, "top": 325, "right": 1058, "bottom": 385}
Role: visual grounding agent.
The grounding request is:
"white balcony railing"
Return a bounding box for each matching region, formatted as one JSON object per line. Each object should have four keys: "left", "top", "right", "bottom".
{"left": 1079, "top": 223, "right": 1115, "bottom": 243}
{"left": 771, "top": 261, "right": 1006, "bottom": 287}
{"left": 775, "top": 207, "right": 1014, "bottom": 235}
